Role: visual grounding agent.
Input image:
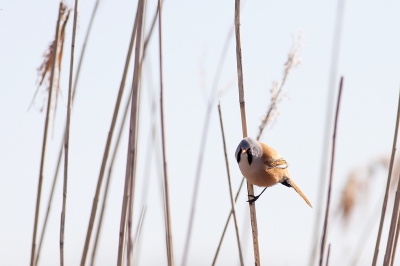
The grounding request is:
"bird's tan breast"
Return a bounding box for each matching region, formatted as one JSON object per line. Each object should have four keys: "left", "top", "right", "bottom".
{"left": 238, "top": 156, "right": 281, "bottom": 187}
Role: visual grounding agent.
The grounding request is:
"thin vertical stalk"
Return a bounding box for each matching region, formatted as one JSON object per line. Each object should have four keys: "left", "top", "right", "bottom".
{"left": 158, "top": 0, "right": 174, "bottom": 264}
{"left": 37, "top": 2, "right": 100, "bottom": 264}
{"left": 217, "top": 102, "right": 244, "bottom": 265}
{"left": 89, "top": 4, "right": 160, "bottom": 263}
{"left": 116, "top": 0, "right": 146, "bottom": 264}
{"left": 384, "top": 188, "right": 400, "bottom": 266}
{"left": 325, "top": 244, "right": 331, "bottom": 266}
{"left": 391, "top": 207, "right": 400, "bottom": 266}
{"left": 80, "top": 5, "right": 139, "bottom": 266}
{"left": 372, "top": 89, "right": 400, "bottom": 266}
{"left": 30, "top": 4, "right": 62, "bottom": 266}
{"left": 60, "top": 0, "right": 78, "bottom": 264}
{"left": 90, "top": 89, "right": 132, "bottom": 266}
{"left": 211, "top": 178, "right": 245, "bottom": 266}
{"left": 309, "top": 0, "right": 346, "bottom": 265}
{"left": 319, "top": 77, "right": 344, "bottom": 266}
{"left": 234, "top": 0, "right": 260, "bottom": 264}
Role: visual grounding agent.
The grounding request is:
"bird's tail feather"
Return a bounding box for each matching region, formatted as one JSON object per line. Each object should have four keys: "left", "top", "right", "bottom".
{"left": 290, "top": 179, "right": 312, "bottom": 208}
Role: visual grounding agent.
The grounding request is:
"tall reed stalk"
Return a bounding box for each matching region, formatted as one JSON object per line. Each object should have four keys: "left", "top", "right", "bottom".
{"left": 60, "top": 0, "right": 78, "bottom": 265}
{"left": 157, "top": 0, "right": 174, "bottom": 264}
{"left": 30, "top": 4, "right": 62, "bottom": 266}
{"left": 372, "top": 89, "right": 400, "bottom": 266}
{"left": 89, "top": 4, "right": 160, "bottom": 263}
{"left": 80, "top": 5, "right": 139, "bottom": 266}
{"left": 216, "top": 102, "right": 244, "bottom": 266}
{"left": 309, "top": 1, "right": 346, "bottom": 265}
{"left": 234, "top": 0, "right": 260, "bottom": 264}
{"left": 36, "top": 2, "right": 100, "bottom": 265}
{"left": 391, "top": 209, "right": 400, "bottom": 266}
{"left": 319, "top": 77, "right": 344, "bottom": 266}
{"left": 117, "top": 0, "right": 146, "bottom": 264}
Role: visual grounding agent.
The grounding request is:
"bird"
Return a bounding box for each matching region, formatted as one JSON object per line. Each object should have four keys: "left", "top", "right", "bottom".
{"left": 235, "top": 137, "right": 312, "bottom": 207}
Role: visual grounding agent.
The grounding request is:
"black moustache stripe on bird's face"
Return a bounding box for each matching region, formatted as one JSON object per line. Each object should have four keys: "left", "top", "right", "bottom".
{"left": 236, "top": 148, "right": 253, "bottom": 165}
{"left": 247, "top": 148, "right": 253, "bottom": 165}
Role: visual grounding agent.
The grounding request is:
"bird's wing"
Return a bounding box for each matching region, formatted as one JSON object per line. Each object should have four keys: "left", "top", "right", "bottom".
{"left": 264, "top": 158, "right": 288, "bottom": 170}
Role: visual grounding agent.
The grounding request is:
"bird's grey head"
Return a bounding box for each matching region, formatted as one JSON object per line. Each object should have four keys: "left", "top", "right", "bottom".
{"left": 235, "top": 137, "right": 261, "bottom": 165}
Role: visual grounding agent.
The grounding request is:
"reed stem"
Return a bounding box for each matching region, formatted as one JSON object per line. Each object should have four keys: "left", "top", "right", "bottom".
{"left": 372, "top": 89, "right": 400, "bottom": 266}
{"left": 157, "top": 0, "right": 174, "bottom": 264}
{"left": 60, "top": 0, "right": 78, "bottom": 264}
{"left": 80, "top": 4, "right": 139, "bottom": 266}
{"left": 116, "top": 0, "right": 146, "bottom": 264}
{"left": 216, "top": 102, "right": 244, "bottom": 266}
{"left": 234, "top": 0, "right": 260, "bottom": 264}
{"left": 30, "top": 4, "right": 62, "bottom": 266}
{"left": 319, "top": 77, "right": 344, "bottom": 266}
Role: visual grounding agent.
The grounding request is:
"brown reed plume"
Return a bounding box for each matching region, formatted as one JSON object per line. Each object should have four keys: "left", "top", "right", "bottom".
{"left": 28, "top": 3, "right": 70, "bottom": 113}
{"left": 256, "top": 31, "right": 305, "bottom": 140}
{"left": 30, "top": 4, "right": 63, "bottom": 266}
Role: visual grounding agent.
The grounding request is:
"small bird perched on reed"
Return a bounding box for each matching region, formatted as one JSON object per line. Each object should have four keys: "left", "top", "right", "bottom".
{"left": 235, "top": 137, "right": 312, "bottom": 207}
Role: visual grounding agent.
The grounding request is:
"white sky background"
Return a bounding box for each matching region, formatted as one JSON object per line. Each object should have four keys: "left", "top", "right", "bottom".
{"left": 1, "top": 0, "right": 400, "bottom": 265}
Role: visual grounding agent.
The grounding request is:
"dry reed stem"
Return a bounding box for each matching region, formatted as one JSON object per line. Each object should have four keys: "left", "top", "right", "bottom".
{"left": 90, "top": 90, "right": 133, "bottom": 266}
{"left": 391, "top": 208, "right": 400, "bottom": 266}
{"left": 384, "top": 171, "right": 400, "bottom": 265}
{"left": 116, "top": 0, "right": 146, "bottom": 264}
{"left": 217, "top": 102, "right": 244, "bottom": 265}
{"left": 319, "top": 77, "right": 344, "bottom": 266}
{"left": 325, "top": 244, "right": 331, "bottom": 266}
{"left": 60, "top": 0, "right": 78, "bottom": 264}
{"left": 157, "top": 0, "right": 175, "bottom": 264}
{"left": 90, "top": 3, "right": 160, "bottom": 262}
{"left": 211, "top": 178, "right": 245, "bottom": 265}
{"left": 372, "top": 89, "right": 400, "bottom": 266}
{"left": 30, "top": 4, "right": 63, "bottom": 266}
{"left": 234, "top": 0, "right": 261, "bottom": 264}
{"left": 80, "top": 5, "right": 139, "bottom": 266}
{"left": 36, "top": 1, "right": 100, "bottom": 264}
{"left": 310, "top": 0, "right": 346, "bottom": 265}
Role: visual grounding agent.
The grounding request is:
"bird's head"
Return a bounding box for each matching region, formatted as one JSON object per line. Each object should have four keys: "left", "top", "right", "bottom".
{"left": 235, "top": 137, "right": 260, "bottom": 165}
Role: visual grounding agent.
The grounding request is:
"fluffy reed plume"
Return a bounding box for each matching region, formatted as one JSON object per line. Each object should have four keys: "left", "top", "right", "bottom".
{"left": 29, "top": 3, "right": 70, "bottom": 113}
{"left": 336, "top": 171, "right": 368, "bottom": 224}
{"left": 256, "top": 31, "right": 305, "bottom": 139}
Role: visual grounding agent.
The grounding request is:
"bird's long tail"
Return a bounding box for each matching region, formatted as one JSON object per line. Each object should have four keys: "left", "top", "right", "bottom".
{"left": 290, "top": 179, "right": 312, "bottom": 208}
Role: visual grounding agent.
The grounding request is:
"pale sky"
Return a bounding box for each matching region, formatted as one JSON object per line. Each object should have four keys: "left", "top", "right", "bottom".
{"left": 1, "top": 0, "right": 400, "bottom": 265}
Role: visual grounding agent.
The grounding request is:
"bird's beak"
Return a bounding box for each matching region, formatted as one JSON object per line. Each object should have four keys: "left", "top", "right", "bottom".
{"left": 241, "top": 149, "right": 246, "bottom": 154}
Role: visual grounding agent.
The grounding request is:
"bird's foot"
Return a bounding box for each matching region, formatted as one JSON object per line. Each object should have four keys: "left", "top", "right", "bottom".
{"left": 247, "top": 194, "right": 259, "bottom": 203}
